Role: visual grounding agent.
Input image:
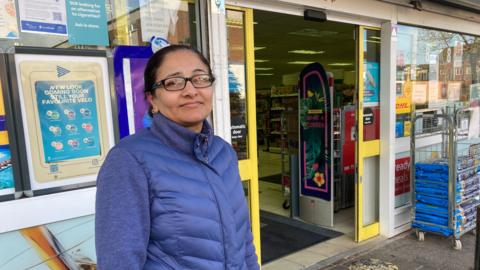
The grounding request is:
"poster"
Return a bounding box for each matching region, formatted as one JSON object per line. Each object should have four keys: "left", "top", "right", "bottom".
{"left": 35, "top": 80, "right": 100, "bottom": 163}
{"left": 14, "top": 50, "right": 114, "bottom": 192}
{"left": 139, "top": 0, "right": 181, "bottom": 42}
{"left": 0, "top": 215, "right": 96, "bottom": 269}
{"left": 0, "top": 0, "right": 19, "bottom": 39}
{"left": 364, "top": 61, "right": 379, "bottom": 105}
{"left": 299, "top": 62, "right": 332, "bottom": 201}
{"left": 18, "top": 0, "right": 67, "bottom": 35}
{"left": 395, "top": 154, "right": 411, "bottom": 208}
{"left": 113, "top": 46, "right": 152, "bottom": 138}
{"left": 66, "top": 0, "right": 108, "bottom": 45}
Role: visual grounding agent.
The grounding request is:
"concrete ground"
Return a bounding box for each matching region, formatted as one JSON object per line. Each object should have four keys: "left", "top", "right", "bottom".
{"left": 308, "top": 230, "right": 476, "bottom": 270}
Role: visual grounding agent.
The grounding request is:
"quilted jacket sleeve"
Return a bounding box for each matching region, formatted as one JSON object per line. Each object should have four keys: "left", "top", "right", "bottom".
{"left": 245, "top": 220, "right": 260, "bottom": 270}
{"left": 95, "top": 147, "right": 150, "bottom": 270}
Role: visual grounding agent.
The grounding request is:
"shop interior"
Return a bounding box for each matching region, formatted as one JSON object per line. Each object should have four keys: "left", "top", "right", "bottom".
{"left": 253, "top": 9, "right": 357, "bottom": 237}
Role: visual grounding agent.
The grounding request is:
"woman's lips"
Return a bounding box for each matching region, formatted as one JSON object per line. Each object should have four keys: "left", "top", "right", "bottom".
{"left": 180, "top": 101, "right": 203, "bottom": 108}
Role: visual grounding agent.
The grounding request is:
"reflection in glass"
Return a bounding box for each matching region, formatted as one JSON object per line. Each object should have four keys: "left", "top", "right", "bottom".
{"left": 395, "top": 25, "right": 480, "bottom": 138}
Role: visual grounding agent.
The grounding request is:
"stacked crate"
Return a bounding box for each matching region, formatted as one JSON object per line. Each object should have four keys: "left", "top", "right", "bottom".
{"left": 413, "top": 159, "right": 453, "bottom": 236}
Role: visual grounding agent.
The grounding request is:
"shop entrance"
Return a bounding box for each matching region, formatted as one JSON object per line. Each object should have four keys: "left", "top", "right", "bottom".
{"left": 251, "top": 11, "right": 382, "bottom": 246}
{"left": 226, "top": 6, "right": 381, "bottom": 263}
{"left": 254, "top": 7, "right": 357, "bottom": 236}
{"left": 252, "top": 10, "right": 357, "bottom": 236}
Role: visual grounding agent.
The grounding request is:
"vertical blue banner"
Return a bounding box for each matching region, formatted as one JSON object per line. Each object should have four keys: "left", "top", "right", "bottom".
{"left": 35, "top": 80, "right": 101, "bottom": 163}
{"left": 66, "top": 0, "right": 108, "bottom": 46}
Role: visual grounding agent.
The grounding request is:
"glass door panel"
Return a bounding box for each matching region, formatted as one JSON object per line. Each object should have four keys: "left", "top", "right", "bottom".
{"left": 226, "top": 7, "right": 261, "bottom": 263}
{"left": 356, "top": 26, "right": 381, "bottom": 242}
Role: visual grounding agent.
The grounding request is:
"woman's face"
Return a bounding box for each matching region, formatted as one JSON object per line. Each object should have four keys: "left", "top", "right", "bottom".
{"left": 148, "top": 50, "right": 213, "bottom": 132}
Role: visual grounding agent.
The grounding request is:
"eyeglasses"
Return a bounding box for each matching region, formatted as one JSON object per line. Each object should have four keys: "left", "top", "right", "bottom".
{"left": 152, "top": 74, "right": 215, "bottom": 91}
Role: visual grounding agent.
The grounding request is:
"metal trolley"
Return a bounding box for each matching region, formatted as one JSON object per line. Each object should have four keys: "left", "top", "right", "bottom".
{"left": 411, "top": 105, "right": 480, "bottom": 250}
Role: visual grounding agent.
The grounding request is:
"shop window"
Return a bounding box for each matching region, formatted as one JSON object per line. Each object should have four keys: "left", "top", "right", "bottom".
{"left": 395, "top": 25, "right": 480, "bottom": 138}
{"left": 0, "top": 1, "right": 198, "bottom": 50}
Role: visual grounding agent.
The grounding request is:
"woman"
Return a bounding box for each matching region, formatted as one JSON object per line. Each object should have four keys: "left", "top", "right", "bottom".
{"left": 95, "top": 45, "right": 259, "bottom": 270}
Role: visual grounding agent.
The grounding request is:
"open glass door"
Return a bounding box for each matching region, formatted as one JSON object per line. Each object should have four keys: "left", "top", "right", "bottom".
{"left": 356, "top": 26, "right": 381, "bottom": 242}
{"left": 226, "top": 7, "right": 261, "bottom": 263}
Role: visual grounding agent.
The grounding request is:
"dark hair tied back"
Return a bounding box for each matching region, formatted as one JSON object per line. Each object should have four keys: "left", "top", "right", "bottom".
{"left": 144, "top": 45, "right": 213, "bottom": 95}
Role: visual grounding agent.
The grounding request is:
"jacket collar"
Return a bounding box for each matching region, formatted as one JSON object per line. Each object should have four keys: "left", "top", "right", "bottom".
{"left": 150, "top": 113, "right": 213, "bottom": 160}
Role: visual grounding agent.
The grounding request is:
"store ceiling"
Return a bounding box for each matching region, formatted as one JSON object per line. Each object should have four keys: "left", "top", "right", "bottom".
{"left": 253, "top": 9, "right": 356, "bottom": 90}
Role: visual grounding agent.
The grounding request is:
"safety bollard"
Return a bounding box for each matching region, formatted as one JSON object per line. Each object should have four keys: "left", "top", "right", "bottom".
{"left": 475, "top": 205, "right": 480, "bottom": 270}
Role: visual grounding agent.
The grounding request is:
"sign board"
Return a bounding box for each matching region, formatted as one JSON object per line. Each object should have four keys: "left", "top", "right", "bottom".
{"left": 299, "top": 62, "right": 332, "bottom": 201}
{"left": 11, "top": 48, "right": 115, "bottom": 194}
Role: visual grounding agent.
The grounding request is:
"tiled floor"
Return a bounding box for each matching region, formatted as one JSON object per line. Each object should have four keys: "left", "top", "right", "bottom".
{"left": 258, "top": 150, "right": 361, "bottom": 269}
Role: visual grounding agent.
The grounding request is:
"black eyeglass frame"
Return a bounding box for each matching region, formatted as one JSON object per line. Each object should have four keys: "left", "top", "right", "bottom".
{"left": 151, "top": 74, "right": 215, "bottom": 92}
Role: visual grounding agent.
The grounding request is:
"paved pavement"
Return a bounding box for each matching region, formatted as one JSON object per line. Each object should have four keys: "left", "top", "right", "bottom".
{"left": 310, "top": 230, "right": 476, "bottom": 270}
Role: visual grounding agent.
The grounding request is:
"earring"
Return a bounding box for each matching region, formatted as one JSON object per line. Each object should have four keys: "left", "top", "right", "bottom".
{"left": 151, "top": 107, "right": 158, "bottom": 114}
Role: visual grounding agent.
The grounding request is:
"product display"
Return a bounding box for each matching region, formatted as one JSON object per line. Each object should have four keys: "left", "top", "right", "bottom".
{"left": 412, "top": 110, "right": 480, "bottom": 249}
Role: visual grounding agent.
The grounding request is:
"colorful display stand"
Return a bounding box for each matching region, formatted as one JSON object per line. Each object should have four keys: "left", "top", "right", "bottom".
{"left": 298, "top": 62, "right": 334, "bottom": 227}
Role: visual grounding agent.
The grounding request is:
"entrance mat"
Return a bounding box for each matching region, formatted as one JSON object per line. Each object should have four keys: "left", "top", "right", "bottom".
{"left": 259, "top": 174, "right": 282, "bottom": 184}
{"left": 260, "top": 211, "right": 343, "bottom": 264}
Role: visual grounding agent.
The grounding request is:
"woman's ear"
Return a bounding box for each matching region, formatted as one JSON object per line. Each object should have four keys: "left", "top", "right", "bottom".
{"left": 146, "top": 92, "right": 159, "bottom": 114}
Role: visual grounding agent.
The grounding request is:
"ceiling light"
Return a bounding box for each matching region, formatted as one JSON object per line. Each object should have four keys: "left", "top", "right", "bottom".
{"left": 367, "top": 40, "right": 381, "bottom": 43}
{"left": 253, "top": 21, "right": 258, "bottom": 25}
{"left": 256, "top": 73, "right": 274, "bottom": 76}
{"left": 254, "top": 46, "right": 266, "bottom": 51}
{"left": 288, "top": 50, "right": 325, "bottom": 55}
{"left": 255, "top": 59, "right": 270, "bottom": 63}
{"left": 371, "top": 36, "right": 381, "bottom": 40}
{"left": 255, "top": 67, "right": 273, "bottom": 71}
{"left": 328, "top": 63, "right": 353, "bottom": 66}
{"left": 289, "top": 29, "right": 338, "bottom": 38}
{"left": 287, "top": 61, "right": 313, "bottom": 65}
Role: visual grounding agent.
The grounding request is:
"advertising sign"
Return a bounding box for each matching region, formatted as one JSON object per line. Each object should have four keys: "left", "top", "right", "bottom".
{"left": 395, "top": 154, "right": 411, "bottom": 207}
{"left": 364, "top": 61, "right": 380, "bottom": 105}
{"left": 299, "top": 62, "right": 332, "bottom": 201}
{"left": 0, "top": 0, "right": 19, "bottom": 39}
{"left": 66, "top": 0, "right": 108, "bottom": 46}
{"left": 12, "top": 49, "right": 115, "bottom": 193}
{"left": 363, "top": 106, "right": 380, "bottom": 141}
{"left": 113, "top": 46, "right": 152, "bottom": 138}
{"left": 395, "top": 156, "right": 410, "bottom": 196}
{"left": 18, "top": 0, "right": 67, "bottom": 35}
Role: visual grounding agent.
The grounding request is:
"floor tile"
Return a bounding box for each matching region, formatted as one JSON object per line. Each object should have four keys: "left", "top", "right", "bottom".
{"left": 262, "top": 258, "right": 304, "bottom": 270}
{"left": 283, "top": 250, "right": 328, "bottom": 268}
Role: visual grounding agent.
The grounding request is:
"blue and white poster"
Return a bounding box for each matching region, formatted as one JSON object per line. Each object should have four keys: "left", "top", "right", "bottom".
{"left": 364, "top": 61, "right": 380, "bottom": 105}
{"left": 35, "top": 80, "right": 100, "bottom": 163}
{"left": 18, "top": 0, "right": 67, "bottom": 35}
{"left": 66, "top": 0, "right": 109, "bottom": 46}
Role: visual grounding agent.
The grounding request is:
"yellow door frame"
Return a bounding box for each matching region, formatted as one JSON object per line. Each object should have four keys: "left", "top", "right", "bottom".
{"left": 356, "top": 25, "right": 381, "bottom": 242}
{"left": 226, "top": 6, "right": 261, "bottom": 264}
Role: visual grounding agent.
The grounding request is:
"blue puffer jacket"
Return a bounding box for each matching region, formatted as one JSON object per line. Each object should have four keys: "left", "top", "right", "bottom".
{"left": 95, "top": 113, "right": 259, "bottom": 270}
